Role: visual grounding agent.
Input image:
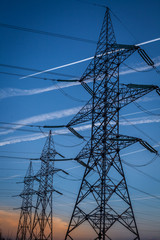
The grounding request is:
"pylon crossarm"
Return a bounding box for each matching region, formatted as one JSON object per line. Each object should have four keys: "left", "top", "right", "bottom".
{"left": 109, "top": 135, "right": 139, "bottom": 153}
{"left": 79, "top": 43, "right": 138, "bottom": 85}
{"left": 65, "top": 82, "right": 159, "bottom": 129}
{"left": 119, "top": 84, "right": 160, "bottom": 108}
{"left": 109, "top": 134, "right": 158, "bottom": 155}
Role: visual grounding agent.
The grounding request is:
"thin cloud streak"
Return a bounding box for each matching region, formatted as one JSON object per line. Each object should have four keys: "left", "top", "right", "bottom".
{"left": 0, "top": 106, "right": 159, "bottom": 136}
{"left": 0, "top": 57, "right": 160, "bottom": 100}
{"left": 0, "top": 82, "right": 81, "bottom": 100}
{"left": 120, "top": 62, "right": 160, "bottom": 75}
{"left": 0, "top": 106, "right": 82, "bottom": 135}
{"left": 0, "top": 174, "right": 22, "bottom": 180}
{"left": 0, "top": 115, "right": 160, "bottom": 146}
{"left": 120, "top": 115, "right": 160, "bottom": 125}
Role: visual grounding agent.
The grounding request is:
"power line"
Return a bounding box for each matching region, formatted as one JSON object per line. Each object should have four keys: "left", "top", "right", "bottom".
{"left": 20, "top": 38, "right": 160, "bottom": 80}
{"left": 124, "top": 164, "right": 160, "bottom": 184}
{"left": 122, "top": 62, "right": 153, "bottom": 73}
{"left": 112, "top": 176, "right": 160, "bottom": 201}
{"left": 122, "top": 155, "right": 158, "bottom": 168}
{"left": 55, "top": 83, "right": 87, "bottom": 103}
{"left": 0, "top": 63, "right": 79, "bottom": 78}
{"left": 0, "top": 71, "right": 56, "bottom": 81}
{"left": 121, "top": 115, "right": 160, "bottom": 145}
{"left": 134, "top": 102, "right": 160, "bottom": 117}
{"left": 0, "top": 155, "right": 31, "bottom": 160}
{"left": 128, "top": 183, "right": 160, "bottom": 201}
{"left": 110, "top": 9, "right": 138, "bottom": 43}
{"left": 0, "top": 22, "right": 96, "bottom": 44}
{"left": 0, "top": 121, "right": 66, "bottom": 129}
{"left": 0, "top": 121, "right": 43, "bottom": 128}
{"left": 0, "top": 126, "right": 45, "bottom": 133}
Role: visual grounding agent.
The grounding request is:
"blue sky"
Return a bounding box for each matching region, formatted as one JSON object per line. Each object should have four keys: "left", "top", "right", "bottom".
{"left": 0, "top": 0, "right": 160, "bottom": 239}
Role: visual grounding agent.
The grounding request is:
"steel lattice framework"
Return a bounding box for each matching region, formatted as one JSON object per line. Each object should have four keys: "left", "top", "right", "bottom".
{"left": 16, "top": 161, "right": 34, "bottom": 240}
{"left": 31, "top": 130, "right": 63, "bottom": 240}
{"left": 65, "top": 7, "right": 159, "bottom": 240}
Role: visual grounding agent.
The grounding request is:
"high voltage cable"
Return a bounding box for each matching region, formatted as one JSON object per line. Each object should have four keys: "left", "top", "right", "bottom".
{"left": 122, "top": 155, "right": 158, "bottom": 168}
{"left": 120, "top": 115, "right": 160, "bottom": 145}
{"left": 0, "top": 121, "right": 43, "bottom": 128}
{"left": 0, "top": 155, "right": 74, "bottom": 161}
{"left": 0, "top": 121, "right": 66, "bottom": 129}
{"left": 55, "top": 83, "right": 87, "bottom": 103}
{"left": 110, "top": 9, "right": 138, "bottom": 43}
{"left": 112, "top": 177, "right": 160, "bottom": 201}
{"left": 134, "top": 102, "right": 160, "bottom": 117}
{"left": 20, "top": 38, "right": 160, "bottom": 80}
{"left": 0, "top": 126, "right": 45, "bottom": 133}
{"left": 122, "top": 62, "right": 153, "bottom": 73}
{"left": 0, "top": 22, "right": 96, "bottom": 44}
{"left": 0, "top": 71, "right": 56, "bottom": 81}
{"left": 0, "top": 63, "right": 78, "bottom": 78}
{"left": 124, "top": 164, "right": 160, "bottom": 184}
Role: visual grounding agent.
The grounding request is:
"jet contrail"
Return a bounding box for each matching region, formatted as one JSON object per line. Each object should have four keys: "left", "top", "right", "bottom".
{"left": 2, "top": 60, "right": 160, "bottom": 100}
{"left": 20, "top": 56, "right": 94, "bottom": 79}
{"left": 20, "top": 38, "right": 160, "bottom": 79}
{"left": 0, "top": 116, "right": 160, "bottom": 146}
{"left": 136, "top": 38, "right": 160, "bottom": 46}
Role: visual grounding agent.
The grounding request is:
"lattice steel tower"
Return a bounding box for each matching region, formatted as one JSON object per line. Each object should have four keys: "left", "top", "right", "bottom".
{"left": 65, "top": 7, "right": 159, "bottom": 240}
{"left": 31, "top": 130, "right": 65, "bottom": 240}
{"left": 16, "top": 161, "right": 34, "bottom": 240}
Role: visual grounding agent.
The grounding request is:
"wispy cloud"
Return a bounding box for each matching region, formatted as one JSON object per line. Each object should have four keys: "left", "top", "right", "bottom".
{"left": 0, "top": 106, "right": 82, "bottom": 135}
{"left": 0, "top": 115, "right": 159, "bottom": 146}
{"left": 0, "top": 175, "right": 22, "bottom": 180}
{"left": 0, "top": 82, "right": 81, "bottom": 100}
{"left": 0, "top": 124, "right": 92, "bottom": 146}
{"left": 120, "top": 115, "right": 160, "bottom": 125}
{"left": 120, "top": 59, "right": 160, "bottom": 75}
{"left": 1, "top": 56, "right": 160, "bottom": 100}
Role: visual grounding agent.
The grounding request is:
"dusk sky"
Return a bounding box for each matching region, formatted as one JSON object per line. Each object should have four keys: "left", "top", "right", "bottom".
{"left": 0, "top": 0, "right": 160, "bottom": 239}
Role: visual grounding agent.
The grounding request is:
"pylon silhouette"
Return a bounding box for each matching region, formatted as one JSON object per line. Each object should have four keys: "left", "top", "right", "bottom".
{"left": 31, "top": 130, "right": 66, "bottom": 240}
{"left": 65, "top": 7, "right": 159, "bottom": 240}
{"left": 16, "top": 161, "right": 34, "bottom": 240}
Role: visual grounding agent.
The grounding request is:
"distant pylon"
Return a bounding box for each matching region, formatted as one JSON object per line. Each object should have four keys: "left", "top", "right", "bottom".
{"left": 16, "top": 161, "right": 34, "bottom": 240}
{"left": 31, "top": 130, "right": 64, "bottom": 240}
{"left": 65, "top": 7, "right": 159, "bottom": 240}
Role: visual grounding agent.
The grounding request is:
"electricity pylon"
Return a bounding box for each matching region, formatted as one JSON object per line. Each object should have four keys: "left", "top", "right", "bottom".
{"left": 16, "top": 161, "right": 34, "bottom": 240}
{"left": 65, "top": 7, "right": 160, "bottom": 240}
{"left": 31, "top": 130, "right": 66, "bottom": 240}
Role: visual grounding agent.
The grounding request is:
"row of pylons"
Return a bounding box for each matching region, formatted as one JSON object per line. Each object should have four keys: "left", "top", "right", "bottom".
{"left": 15, "top": 7, "right": 160, "bottom": 240}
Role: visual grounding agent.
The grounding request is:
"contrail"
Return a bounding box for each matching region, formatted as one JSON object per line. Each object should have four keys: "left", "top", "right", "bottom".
{"left": 136, "top": 38, "right": 160, "bottom": 46}
{"left": 0, "top": 106, "right": 160, "bottom": 136}
{"left": 20, "top": 56, "right": 94, "bottom": 79}
{"left": 0, "top": 116, "right": 160, "bottom": 146}
{"left": 0, "top": 82, "right": 81, "bottom": 99}
{"left": 20, "top": 38, "right": 160, "bottom": 79}
{"left": 1, "top": 58, "right": 160, "bottom": 100}
{"left": 0, "top": 106, "right": 82, "bottom": 135}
